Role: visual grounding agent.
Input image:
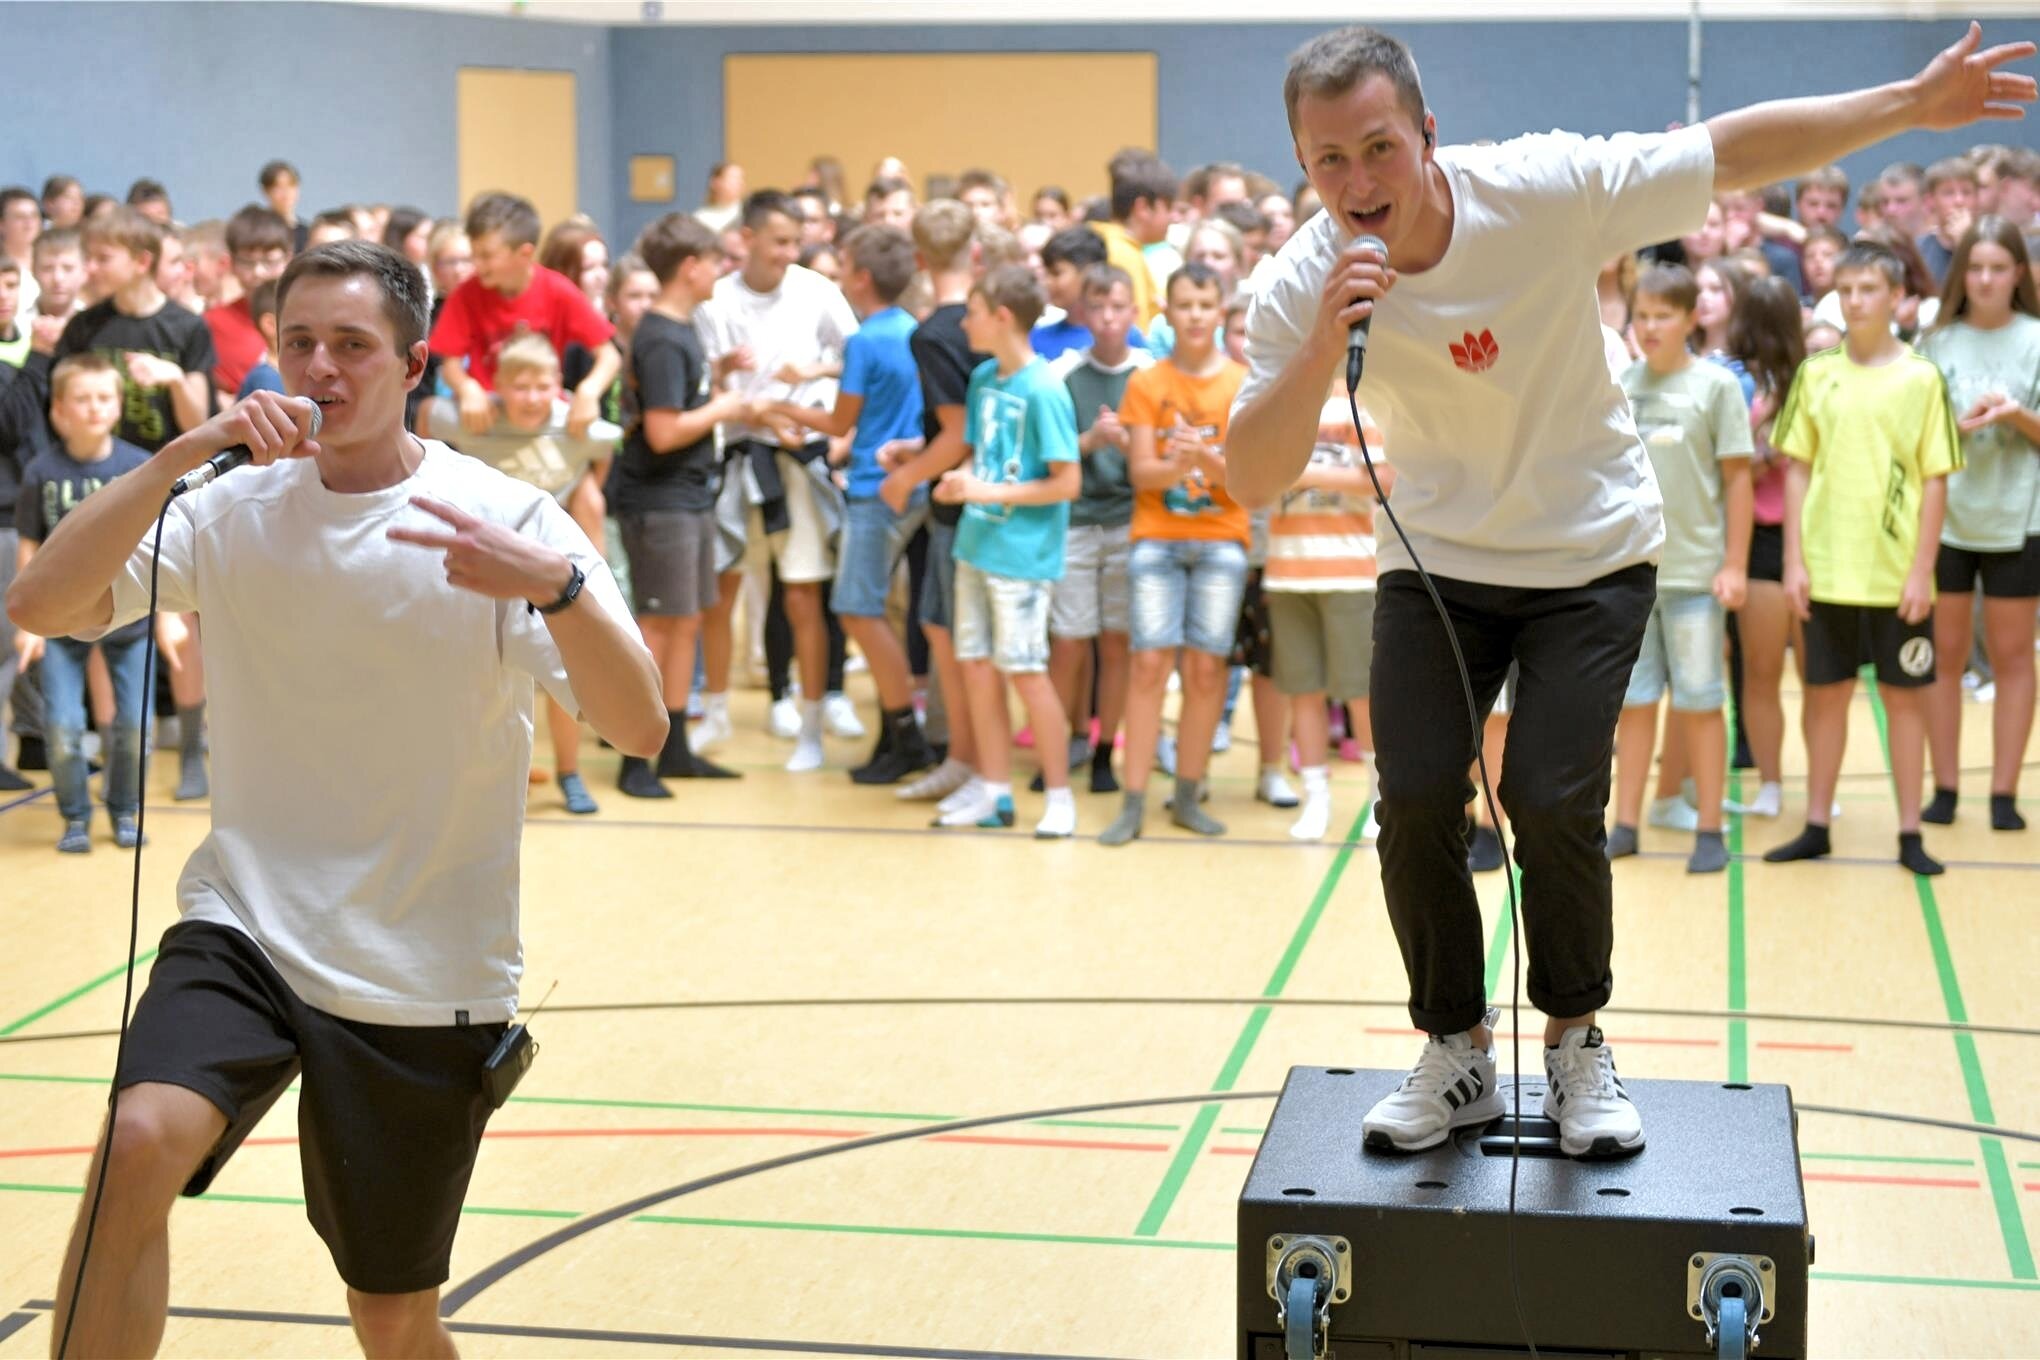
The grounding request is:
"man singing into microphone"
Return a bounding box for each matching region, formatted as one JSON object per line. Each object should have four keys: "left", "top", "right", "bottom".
{"left": 7, "top": 240, "right": 666, "bottom": 1358}
{"left": 1227, "top": 23, "right": 2033, "bottom": 1157}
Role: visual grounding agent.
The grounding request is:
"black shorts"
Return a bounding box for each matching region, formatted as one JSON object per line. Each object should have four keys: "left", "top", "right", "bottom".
{"left": 1229, "top": 568, "right": 1272, "bottom": 676}
{"left": 118, "top": 921, "right": 506, "bottom": 1294}
{"left": 1747, "top": 522, "right": 1785, "bottom": 584}
{"left": 1802, "top": 601, "right": 1936, "bottom": 688}
{"left": 1934, "top": 538, "right": 2040, "bottom": 599}
{"left": 620, "top": 509, "right": 720, "bottom": 617}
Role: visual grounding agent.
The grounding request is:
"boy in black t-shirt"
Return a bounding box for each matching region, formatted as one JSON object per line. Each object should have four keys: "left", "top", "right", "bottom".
{"left": 878, "top": 201, "right": 989, "bottom": 804}
{"left": 614, "top": 213, "right": 763, "bottom": 796}
{"left": 55, "top": 209, "right": 214, "bottom": 454}
{"left": 13, "top": 354, "right": 154, "bottom": 851}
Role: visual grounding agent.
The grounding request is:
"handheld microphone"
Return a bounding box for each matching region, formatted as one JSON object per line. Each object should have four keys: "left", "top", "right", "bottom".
{"left": 169, "top": 397, "right": 322, "bottom": 498}
{"left": 1346, "top": 233, "right": 1387, "bottom": 393}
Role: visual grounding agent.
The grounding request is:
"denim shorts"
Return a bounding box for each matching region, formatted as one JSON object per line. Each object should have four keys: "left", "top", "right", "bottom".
{"left": 1050, "top": 522, "right": 1132, "bottom": 639}
{"left": 831, "top": 492, "right": 929, "bottom": 619}
{"left": 920, "top": 521, "right": 958, "bottom": 631}
{"left": 1128, "top": 537, "right": 1249, "bottom": 656}
{"left": 1625, "top": 587, "right": 1726, "bottom": 711}
{"left": 952, "top": 560, "right": 1053, "bottom": 673}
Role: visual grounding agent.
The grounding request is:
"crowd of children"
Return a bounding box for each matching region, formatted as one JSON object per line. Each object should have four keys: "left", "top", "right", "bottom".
{"left": 2, "top": 142, "right": 2037, "bottom": 869}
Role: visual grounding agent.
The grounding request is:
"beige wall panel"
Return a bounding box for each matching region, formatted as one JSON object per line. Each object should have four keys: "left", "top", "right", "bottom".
{"left": 458, "top": 68, "right": 578, "bottom": 230}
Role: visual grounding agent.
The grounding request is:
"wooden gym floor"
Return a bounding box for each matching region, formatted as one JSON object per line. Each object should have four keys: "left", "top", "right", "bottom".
{"left": 0, "top": 671, "right": 2035, "bottom": 1358}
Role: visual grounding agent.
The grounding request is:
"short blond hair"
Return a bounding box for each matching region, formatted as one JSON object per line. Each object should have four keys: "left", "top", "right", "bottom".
{"left": 913, "top": 200, "right": 975, "bottom": 272}
{"left": 495, "top": 333, "right": 561, "bottom": 383}
{"left": 51, "top": 351, "right": 120, "bottom": 403}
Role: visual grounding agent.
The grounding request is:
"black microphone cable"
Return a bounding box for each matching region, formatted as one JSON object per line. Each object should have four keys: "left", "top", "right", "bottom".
{"left": 56, "top": 490, "right": 175, "bottom": 1360}
{"left": 1345, "top": 352, "right": 1538, "bottom": 1360}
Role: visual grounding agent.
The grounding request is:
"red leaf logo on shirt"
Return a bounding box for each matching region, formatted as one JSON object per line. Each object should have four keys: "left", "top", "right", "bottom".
{"left": 1449, "top": 329, "right": 1500, "bottom": 374}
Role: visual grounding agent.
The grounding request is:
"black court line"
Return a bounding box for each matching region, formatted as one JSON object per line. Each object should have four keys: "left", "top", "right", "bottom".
{"left": 438, "top": 1089, "right": 1280, "bottom": 1317}
{"left": 11, "top": 1300, "right": 1131, "bottom": 1360}
{"left": 6, "top": 998, "right": 2035, "bottom": 1047}
{"left": 0, "top": 786, "right": 52, "bottom": 817}
{"left": 1796, "top": 1105, "right": 2040, "bottom": 1144}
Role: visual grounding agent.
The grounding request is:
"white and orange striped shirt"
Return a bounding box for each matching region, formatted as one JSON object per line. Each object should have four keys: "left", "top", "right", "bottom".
{"left": 1265, "top": 402, "right": 1386, "bottom": 593}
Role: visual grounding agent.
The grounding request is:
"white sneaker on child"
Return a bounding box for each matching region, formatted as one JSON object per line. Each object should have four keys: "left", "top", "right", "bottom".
{"left": 768, "top": 697, "right": 802, "bottom": 740}
{"left": 1543, "top": 1025, "right": 1645, "bottom": 1158}
{"left": 1257, "top": 771, "right": 1300, "bottom": 808}
{"left": 1725, "top": 781, "right": 1782, "bottom": 818}
{"left": 1362, "top": 1009, "right": 1504, "bottom": 1153}
{"left": 823, "top": 692, "right": 865, "bottom": 740}
{"left": 784, "top": 703, "right": 825, "bottom": 772}
{"left": 936, "top": 776, "right": 986, "bottom": 817}
{"left": 692, "top": 705, "right": 734, "bottom": 753}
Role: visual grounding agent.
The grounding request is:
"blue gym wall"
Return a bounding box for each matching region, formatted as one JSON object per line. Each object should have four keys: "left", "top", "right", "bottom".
{"left": 4, "top": 4, "right": 2027, "bottom": 243}
{"left": 3, "top": 2, "right": 612, "bottom": 228}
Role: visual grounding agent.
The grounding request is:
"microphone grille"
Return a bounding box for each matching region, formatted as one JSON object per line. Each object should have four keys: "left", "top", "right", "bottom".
{"left": 303, "top": 397, "right": 323, "bottom": 440}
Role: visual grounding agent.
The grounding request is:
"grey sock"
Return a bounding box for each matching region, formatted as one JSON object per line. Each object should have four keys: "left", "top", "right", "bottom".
{"left": 1606, "top": 824, "right": 1639, "bottom": 859}
{"left": 1099, "top": 791, "right": 1146, "bottom": 847}
{"left": 1170, "top": 778, "right": 1227, "bottom": 836}
{"left": 1687, "top": 830, "right": 1729, "bottom": 874}
{"left": 178, "top": 702, "right": 206, "bottom": 756}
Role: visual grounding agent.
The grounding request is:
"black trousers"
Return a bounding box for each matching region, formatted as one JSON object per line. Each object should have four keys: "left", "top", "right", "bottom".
{"left": 766, "top": 563, "right": 848, "bottom": 701}
{"left": 1371, "top": 563, "right": 1655, "bottom": 1034}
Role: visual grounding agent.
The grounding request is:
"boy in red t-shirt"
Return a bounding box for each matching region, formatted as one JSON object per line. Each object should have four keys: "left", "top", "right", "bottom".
{"left": 205, "top": 205, "right": 293, "bottom": 395}
{"left": 428, "top": 192, "right": 617, "bottom": 438}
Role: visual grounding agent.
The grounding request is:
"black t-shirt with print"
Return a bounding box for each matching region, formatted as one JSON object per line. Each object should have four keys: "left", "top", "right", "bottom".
{"left": 911, "top": 304, "right": 987, "bottom": 529}
{"left": 55, "top": 299, "right": 217, "bottom": 453}
{"left": 613, "top": 311, "right": 717, "bottom": 516}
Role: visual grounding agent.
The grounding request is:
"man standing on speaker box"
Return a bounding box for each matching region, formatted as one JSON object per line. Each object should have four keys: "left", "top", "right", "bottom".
{"left": 1227, "top": 23, "right": 2033, "bottom": 1159}
{"left": 6, "top": 240, "right": 666, "bottom": 1358}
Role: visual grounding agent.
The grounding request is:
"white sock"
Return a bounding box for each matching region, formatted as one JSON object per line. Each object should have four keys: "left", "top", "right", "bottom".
{"left": 705, "top": 691, "right": 728, "bottom": 718}
{"left": 984, "top": 781, "right": 1013, "bottom": 802}
{"left": 799, "top": 699, "right": 823, "bottom": 737}
{"left": 1045, "top": 785, "right": 1074, "bottom": 808}
{"left": 1302, "top": 764, "right": 1330, "bottom": 795}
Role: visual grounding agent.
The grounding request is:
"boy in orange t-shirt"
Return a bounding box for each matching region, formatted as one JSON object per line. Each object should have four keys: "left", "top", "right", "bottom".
{"left": 1100, "top": 262, "right": 1251, "bottom": 846}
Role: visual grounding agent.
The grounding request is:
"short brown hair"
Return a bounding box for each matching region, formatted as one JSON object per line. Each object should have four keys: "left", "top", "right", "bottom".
{"left": 1795, "top": 165, "right": 1849, "bottom": 203}
{"left": 51, "top": 351, "right": 119, "bottom": 403}
{"left": 248, "top": 279, "right": 280, "bottom": 325}
{"left": 33, "top": 227, "right": 80, "bottom": 267}
{"left": 226, "top": 203, "right": 292, "bottom": 257}
{"left": 840, "top": 224, "right": 916, "bottom": 303}
{"left": 464, "top": 191, "right": 541, "bottom": 249}
{"left": 1926, "top": 156, "right": 1979, "bottom": 191}
{"left": 1283, "top": 26, "right": 1427, "bottom": 139}
{"left": 1081, "top": 263, "right": 1135, "bottom": 300}
{"left": 276, "top": 239, "right": 431, "bottom": 353}
{"left": 913, "top": 200, "right": 975, "bottom": 272}
{"left": 83, "top": 207, "right": 165, "bottom": 270}
{"left": 634, "top": 212, "right": 721, "bottom": 285}
{"left": 1634, "top": 262, "right": 1699, "bottom": 312}
{"left": 971, "top": 263, "right": 1046, "bottom": 332}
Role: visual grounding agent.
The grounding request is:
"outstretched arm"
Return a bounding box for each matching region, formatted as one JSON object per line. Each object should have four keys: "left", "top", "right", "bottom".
{"left": 1709, "top": 22, "right": 2033, "bottom": 192}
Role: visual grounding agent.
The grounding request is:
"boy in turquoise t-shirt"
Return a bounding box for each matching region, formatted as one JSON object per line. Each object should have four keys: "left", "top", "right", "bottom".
{"left": 932, "top": 266, "right": 1082, "bottom": 837}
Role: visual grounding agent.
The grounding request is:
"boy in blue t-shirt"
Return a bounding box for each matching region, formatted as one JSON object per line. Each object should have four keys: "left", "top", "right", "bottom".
{"left": 931, "top": 266, "right": 1081, "bottom": 836}
{"left": 770, "top": 223, "right": 931, "bottom": 785}
{"left": 13, "top": 354, "right": 154, "bottom": 852}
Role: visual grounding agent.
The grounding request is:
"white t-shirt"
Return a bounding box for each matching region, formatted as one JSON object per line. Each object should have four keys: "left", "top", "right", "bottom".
{"left": 88, "top": 441, "right": 635, "bottom": 1026}
{"left": 695, "top": 264, "right": 857, "bottom": 446}
{"left": 1237, "top": 125, "right": 1716, "bottom": 588}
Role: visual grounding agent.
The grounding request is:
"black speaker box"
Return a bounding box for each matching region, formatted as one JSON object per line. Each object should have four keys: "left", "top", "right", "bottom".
{"left": 1238, "top": 1066, "right": 1812, "bottom": 1359}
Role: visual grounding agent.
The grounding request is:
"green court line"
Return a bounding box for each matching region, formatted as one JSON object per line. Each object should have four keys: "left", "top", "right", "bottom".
{"left": 1726, "top": 767, "right": 1749, "bottom": 1085}
{"left": 1866, "top": 681, "right": 2035, "bottom": 1281}
{"left": 1482, "top": 864, "right": 1521, "bottom": 1000}
{"left": 634, "top": 1213, "right": 1234, "bottom": 1252}
{"left": 0, "top": 949, "right": 159, "bottom": 1036}
{"left": 1811, "top": 1272, "right": 2040, "bottom": 1292}
{"left": 1131, "top": 805, "right": 1370, "bottom": 1238}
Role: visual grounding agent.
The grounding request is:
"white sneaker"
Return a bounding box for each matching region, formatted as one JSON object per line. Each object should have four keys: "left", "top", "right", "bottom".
{"left": 767, "top": 697, "right": 802, "bottom": 740}
{"left": 1035, "top": 792, "right": 1077, "bottom": 839}
{"left": 899, "top": 758, "right": 974, "bottom": 802}
{"left": 1359, "top": 799, "right": 1382, "bottom": 843}
{"left": 1830, "top": 799, "right": 1843, "bottom": 820}
{"left": 1258, "top": 771, "right": 1300, "bottom": 808}
{"left": 1648, "top": 795, "right": 1700, "bottom": 832}
{"left": 1542, "top": 1025, "right": 1645, "bottom": 1158}
{"left": 937, "top": 776, "right": 987, "bottom": 817}
{"left": 785, "top": 737, "right": 824, "bottom": 772}
{"left": 1154, "top": 733, "right": 1178, "bottom": 776}
{"left": 1725, "top": 781, "right": 1782, "bottom": 818}
{"left": 823, "top": 692, "right": 866, "bottom": 740}
{"left": 937, "top": 781, "right": 1013, "bottom": 828}
{"left": 1361, "top": 1009, "right": 1504, "bottom": 1153}
{"left": 692, "top": 705, "right": 734, "bottom": 754}
{"left": 1972, "top": 680, "right": 1997, "bottom": 705}
{"left": 1211, "top": 719, "right": 1233, "bottom": 753}
{"left": 1290, "top": 794, "right": 1331, "bottom": 842}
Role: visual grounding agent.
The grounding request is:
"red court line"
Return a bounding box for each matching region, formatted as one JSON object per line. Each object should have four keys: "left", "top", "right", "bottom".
{"left": 1209, "top": 1147, "right": 1259, "bottom": 1157}
{"left": 1363, "top": 1027, "right": 1720, "bottom": 1048}
{"left": 0, "top": 1125, "right": 1170, "bottom": 1162}
{"left": 1804, "top": 1172, "right": 1980, "bottom": 1190}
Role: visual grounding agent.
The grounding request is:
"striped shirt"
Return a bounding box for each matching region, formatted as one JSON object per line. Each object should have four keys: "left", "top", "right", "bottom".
{"left": 1266, "top": 404, "right": 1385, "bottom": 593}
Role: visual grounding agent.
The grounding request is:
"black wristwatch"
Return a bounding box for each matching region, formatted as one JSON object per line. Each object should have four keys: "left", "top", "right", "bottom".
{"left": 531, "top": 560, "right": 586, "bottom": 616}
